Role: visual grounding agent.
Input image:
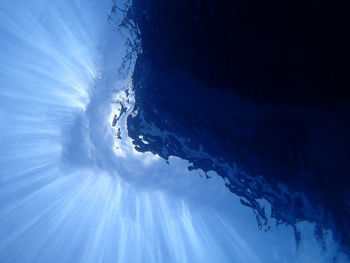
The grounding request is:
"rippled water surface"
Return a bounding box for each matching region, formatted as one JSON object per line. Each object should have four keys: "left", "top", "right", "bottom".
{"left": 0, "top": 1, "right": 348, "bottom": 262}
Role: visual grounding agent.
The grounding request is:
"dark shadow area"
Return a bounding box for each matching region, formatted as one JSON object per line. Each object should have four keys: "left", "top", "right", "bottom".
{"left": 119, "top": 0, "right": 350, "bottom": 255}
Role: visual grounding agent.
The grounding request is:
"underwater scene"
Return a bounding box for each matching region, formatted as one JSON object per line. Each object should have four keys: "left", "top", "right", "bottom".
{"left": 0, "top": 0, "right": 349, "bottom": 262}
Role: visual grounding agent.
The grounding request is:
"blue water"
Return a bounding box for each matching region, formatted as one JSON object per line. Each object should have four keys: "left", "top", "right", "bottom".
{"left": 0, "top": 0, "right": 348, "bottom": 262}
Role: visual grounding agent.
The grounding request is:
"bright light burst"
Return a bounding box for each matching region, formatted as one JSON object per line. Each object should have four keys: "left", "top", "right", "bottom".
{"left": 0, "top": 0, "right": 348, "bottom": 263}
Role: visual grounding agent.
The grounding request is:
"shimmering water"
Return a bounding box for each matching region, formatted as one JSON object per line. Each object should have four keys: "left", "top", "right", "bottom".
{"left": 0, "top": 1, "right": 348, "bottom": 262}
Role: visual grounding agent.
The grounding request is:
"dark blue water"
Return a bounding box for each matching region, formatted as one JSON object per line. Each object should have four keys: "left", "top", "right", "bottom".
{"left": 118, "top": 0, "right": 350, "bottom": 257}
